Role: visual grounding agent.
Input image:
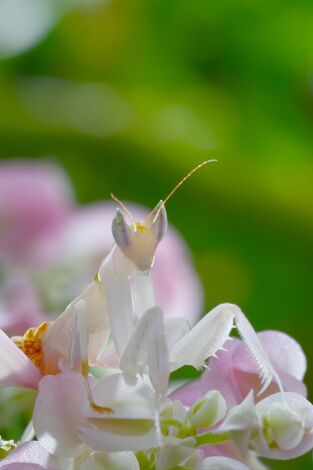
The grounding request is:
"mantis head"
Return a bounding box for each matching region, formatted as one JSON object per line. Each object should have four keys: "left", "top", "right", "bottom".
{"left": 112, "top": 201, "right": 167, "bottom": 273}
{"left": 111, "top": 159, "right": 217, "bottom": 273}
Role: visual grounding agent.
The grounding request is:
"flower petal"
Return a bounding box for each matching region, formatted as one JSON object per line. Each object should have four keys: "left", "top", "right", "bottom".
{"left": 219, "top": 391, "right": 256, "bottom": 456}
{"left": 33, "top": 372, "right": 88, "bottom": 458}
{"left": 0, "top": 441, "right": 59, "bottom": 469}
{"left": 0, "top": 329, "right": 41, "bottom": 389}
{"left": 78, "top": 373, "right": 158, "bottom": 452}
{"left": 233, "top": 330, "right": 307, "bottom": 381}
{"left": 84, "top": 373, "right": 156, "bottom": 421}
{"left": 80, "top": 451, "right": 139, "bottom": 470}
{"left": 202, "top": 456, "right": 249, "bottom": 469}
{"left": 189, "top": 390, "right": 226, "bottom": 428}
{"left": 77, "top": 423, "right": 157, "bottom": 453}
{"left": 252, "top": 392, "right": 313, "bottom": 460}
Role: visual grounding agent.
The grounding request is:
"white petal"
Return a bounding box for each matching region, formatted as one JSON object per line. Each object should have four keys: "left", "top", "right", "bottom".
{"left": 85, "top": 373, "right": 156, "bottom": 421}
{"left": 219, "top": 391, "right": 256, "bottom": 456}
{"left": 169, "top": 303, "right": 235, "bottom": 370}
{"left": 80, "top": 452, "right": 139, "bottom": 470}
{"left": 120, "top": 307, "right": 169, "bottom": 396}
{"left": 252, "top": 392, "right": 313, "bottom": 459}
{"left": 0, "top": 329, "right": 41, "bottom": 389}
{"left": 33, "top": 372, "right": 87, "bottom": 458}
{"left": 262, "top": 402, "right": 304, "bottom": 450}
{"left": 79, "top": 373, "right": 158, "bottom": 452}
{"left": 189, "top": 390, "right": 226, "bottom": 428}
{"left": 77, "top": 423, "right": 157, "bottom": 453}
{"left": 156, "top": 446, "right": 203, "bottom": 470}
{"left": 201, "top": 457, "right": 249, "bottom": 469}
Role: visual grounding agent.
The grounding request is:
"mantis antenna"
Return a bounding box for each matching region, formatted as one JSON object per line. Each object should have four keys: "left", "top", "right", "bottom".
{"left": 152, "top": 159, "right": 217, "bottom": 223}
{"left": 111, "top": 193, "right": 137, "bottom": 230}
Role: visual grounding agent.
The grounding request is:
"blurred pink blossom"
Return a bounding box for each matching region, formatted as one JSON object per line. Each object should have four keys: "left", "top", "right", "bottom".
{"left": 0, "top": 161, "right": 73, "bottom": 265}
{"left": 0, "top": 274, "right": 44, "bottom": 337}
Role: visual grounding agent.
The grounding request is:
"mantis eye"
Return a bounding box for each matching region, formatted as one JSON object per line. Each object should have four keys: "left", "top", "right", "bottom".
{"left": 112, "top": 209, "right": 131, "bottom": 249}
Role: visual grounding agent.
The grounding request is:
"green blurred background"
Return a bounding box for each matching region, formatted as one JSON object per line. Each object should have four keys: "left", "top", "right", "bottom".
{"left": 1, "top": 0, "right": 313, "bottom": 467}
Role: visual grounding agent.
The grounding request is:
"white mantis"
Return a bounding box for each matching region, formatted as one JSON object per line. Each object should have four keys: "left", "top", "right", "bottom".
{"left": 36, "top": 160, "right": 284, "bottom": 412}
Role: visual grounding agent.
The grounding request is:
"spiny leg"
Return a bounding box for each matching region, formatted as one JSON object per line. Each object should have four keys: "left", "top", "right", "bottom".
{"left": 169, "top": 303, "right": 285, "bottom": 398}
{"left": 233, "top": 307, "right": 284, "bottom": 396}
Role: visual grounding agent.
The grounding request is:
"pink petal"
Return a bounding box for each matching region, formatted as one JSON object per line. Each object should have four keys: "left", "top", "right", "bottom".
{"left": 233, "top": 368, "right": 307, "bottom": 401}
{"left": 33, "top": 372, "right": 88, "bottom": 457}
{"left": 202, "top": 456, "right": 249, "bottom": 469}
{"left": 233, "top": 330, "right": 307, "bottom": 380}
{"left": 0, "top": 442, "right": 59, "bottom": 469}
{"left": 0, "top": 329, "right": 41, "bottom": 389}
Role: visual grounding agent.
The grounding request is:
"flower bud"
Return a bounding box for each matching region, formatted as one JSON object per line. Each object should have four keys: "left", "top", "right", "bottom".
{"left": 262, "top": 402, "right": 304, "bottom": 450}
{"left": 189, "top": 390, "right": 226, "bottom": 429}
{"left": 252, "top": 392, "right": 313, "bottom": 460}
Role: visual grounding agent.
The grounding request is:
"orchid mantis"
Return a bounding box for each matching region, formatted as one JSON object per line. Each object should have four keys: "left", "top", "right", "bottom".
{"left": 12, "top": 159, "right": 283, "bottom": 415}
{"left": 38, "top": 198, "right": 167, "bottom": 411}
{"left": 3, "top": 163, "right": 313, "bottom": 469}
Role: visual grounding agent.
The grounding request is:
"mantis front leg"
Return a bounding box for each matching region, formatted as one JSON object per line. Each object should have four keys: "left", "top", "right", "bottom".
{"left": 169, "top": 303, "right": 284, "bottom": 396}
{"left": 71, "top": 300, "right": 112, "bottom": 413}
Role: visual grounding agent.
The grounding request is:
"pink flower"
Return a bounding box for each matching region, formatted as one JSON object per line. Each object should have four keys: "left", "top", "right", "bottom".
{"left": 172, "top": 330, "right": 307, "bottom": 408}
{"left": 33, "top": 371, "right": 159, "bottom": 457}
{"left": 0, "top": 160, "right": 73, "bottom": 266}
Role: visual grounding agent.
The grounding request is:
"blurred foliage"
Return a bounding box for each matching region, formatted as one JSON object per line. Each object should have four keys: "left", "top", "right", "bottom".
{"left": 1, "top": 0, "right": 313, "bottom": 467}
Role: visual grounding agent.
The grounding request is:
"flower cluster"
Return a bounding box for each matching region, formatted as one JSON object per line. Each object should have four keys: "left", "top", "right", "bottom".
{"left": 0, "top": 186, "right": 312, "bottom": 469}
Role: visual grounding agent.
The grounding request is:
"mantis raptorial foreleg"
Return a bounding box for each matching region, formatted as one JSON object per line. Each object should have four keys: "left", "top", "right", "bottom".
{"left": 71, "top": 300, "right": 113, "bottom": 413}
{"left": 169, "top": 303, "right": 284, "bottom": 395}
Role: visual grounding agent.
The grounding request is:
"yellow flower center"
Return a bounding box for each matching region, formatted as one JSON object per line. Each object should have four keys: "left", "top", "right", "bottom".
{"left": 13, "top": 322, "right": 50, "bottom": 372}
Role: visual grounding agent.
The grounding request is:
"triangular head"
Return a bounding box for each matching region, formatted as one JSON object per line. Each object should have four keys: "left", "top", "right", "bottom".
{"left": 112, "top": 201, "right": 167, "bottom": 273}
